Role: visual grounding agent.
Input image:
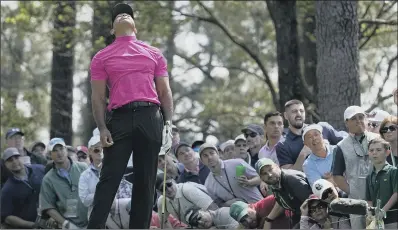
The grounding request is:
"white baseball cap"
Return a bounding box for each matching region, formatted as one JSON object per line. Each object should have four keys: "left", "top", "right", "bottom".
{"left": 88, "top": 135, "right": 101, "bottom": 148}
{"left": 220, "top": 140, "right": 234, "bottom": 152}
{"left": 368, "top": 110, "right": 390, "bottom": 123}
{"left": 302, "top": 124, "right": 323, "bottom": 141}
{"left": 312, "top": 179, "right": 335, "bottom": 199}
{"left": 234, "top": 134, "right": 246, "bottom": 143}
{"left": 344, "top": 106, "right": 366, "bottom": 120}
{"left": 48, "top": 138, "right": 66, "bottom": 151}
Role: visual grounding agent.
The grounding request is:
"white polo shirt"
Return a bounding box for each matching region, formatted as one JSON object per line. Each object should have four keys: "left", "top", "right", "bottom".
{"left": 157, "top": 182, "right": 214, "bottom": 224}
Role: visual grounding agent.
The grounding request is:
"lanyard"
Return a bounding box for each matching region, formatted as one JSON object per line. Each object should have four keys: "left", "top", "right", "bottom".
{"left": 169, "top": 199, "right": 182, "bottom": 222}
{"left": 213, "top": 168, "right": 238, "bottom": 200}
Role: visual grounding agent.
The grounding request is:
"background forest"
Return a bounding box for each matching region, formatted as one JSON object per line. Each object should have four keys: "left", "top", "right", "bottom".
{"left": 1, "top": 1, "right": 397, "bottom": 148}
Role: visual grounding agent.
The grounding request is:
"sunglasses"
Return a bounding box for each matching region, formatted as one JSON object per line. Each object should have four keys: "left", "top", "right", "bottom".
{"left": 368, "top": 122, "right": 379, "bottom": 128}
{"left": 158, "top": 181, "right": 173, "bottom": 190}
{"left": 78, "top": 155, "right": 87, "bottom": 160}
{"left": 93, "top": 148, "right": 102, "bottom": 153}
{"left": 309, "top": 203, "right": 327, "bottom": 214}
{"left": 380, "top": 126, "right": 397, "bottom": 134}
{"left": 244, "top": 132, "right": 258, "bottom": 138}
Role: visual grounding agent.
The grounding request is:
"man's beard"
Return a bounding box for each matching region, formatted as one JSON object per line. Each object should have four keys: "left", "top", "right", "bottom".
{"left": 290, "top": 120, "right": 304, "bottom": 129}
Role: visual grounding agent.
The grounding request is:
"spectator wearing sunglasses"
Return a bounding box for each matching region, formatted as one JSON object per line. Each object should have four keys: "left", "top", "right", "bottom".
{"left": 299, "top": 195, "right": 350, "bottom": 229}
{"left": 331, "top": 105, "right": 380, "bottom": 230}
{"left": 366, "top": 138, "right": 398, "bottom": 229}
{"left": 156, "top": 173, "right": 218, "bottom": 226}
{"left": 379, "top": 116, "right": 398, "bottom": 166}
{"left": 76, "top": 146, "right": 90, "bottom": 166}
{"left": 241, "top": 124, "right": 265, "bottom": 168}
{"left": 367, "top": 110, "right": 390, "bottom": 134}
{"left": 184, "top": 207, "right": 238, "bottom": 229}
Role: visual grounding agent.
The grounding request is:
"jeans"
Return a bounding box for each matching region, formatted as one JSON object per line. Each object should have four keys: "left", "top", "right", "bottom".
{"left": 87, "top": 104, "right": 163, "bottom": 229}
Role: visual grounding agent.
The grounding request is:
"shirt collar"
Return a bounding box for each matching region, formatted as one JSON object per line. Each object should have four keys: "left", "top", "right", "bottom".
{"left": 309, "top": 143, "right": 332, "bottom": 160}
{"left": 12, "top": 165, "right": 29, "bottom": 181}
{"left": 264, "top": 136, "right": 285, "bottom": 150}
{"left": 114, "top": 35, "right": 137, "bottom": 42}
{"left": 371, "top": 163, "right": 392, "bottom": 173}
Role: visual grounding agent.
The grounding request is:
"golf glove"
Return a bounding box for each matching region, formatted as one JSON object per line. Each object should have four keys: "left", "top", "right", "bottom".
{"left": 161, "top": 121, "right": 173, "bottom": 153}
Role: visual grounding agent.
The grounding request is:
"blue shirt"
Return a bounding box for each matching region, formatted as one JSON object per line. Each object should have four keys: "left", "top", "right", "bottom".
{"left": 276, "top": 122, "right": 345, "bottom": 167}
{"left": 1, "top": 164, "right": 45, "bottom": 223}
{"left": 303, "top": 144, "right": 336, "bottom": 186}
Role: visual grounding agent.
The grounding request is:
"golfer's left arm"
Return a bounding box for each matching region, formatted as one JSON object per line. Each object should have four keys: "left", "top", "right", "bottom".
{"left": 154, "top": 53, "right": 173, "bottom": 123}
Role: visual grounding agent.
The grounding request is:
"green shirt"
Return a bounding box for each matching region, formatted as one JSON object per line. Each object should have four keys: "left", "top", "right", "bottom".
{"left": 366, "top": 163, "right": 398, "bottom": 224}
{"left": 39, "top": 160, "right": 89, "bottom": 227}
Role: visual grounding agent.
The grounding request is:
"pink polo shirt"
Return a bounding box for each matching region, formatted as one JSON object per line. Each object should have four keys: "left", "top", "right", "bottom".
{"left": 90, "top": 35, "right": 168, "bottom": 111}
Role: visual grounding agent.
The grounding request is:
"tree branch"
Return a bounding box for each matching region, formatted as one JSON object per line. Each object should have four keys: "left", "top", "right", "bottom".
{"left": 174, "top": 1, "right": 280, "bottom": 110}
{"left": 174, "top": 49, "right": 216, "bottom": 82}
{"left": 359, "top": 19, "right": 398, "bottom": 26}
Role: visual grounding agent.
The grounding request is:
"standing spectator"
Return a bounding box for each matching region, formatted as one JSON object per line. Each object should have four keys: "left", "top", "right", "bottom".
{"left": 367, "top": 110, "right": 390, "bottom": 133}
{"left": 76, "top": 146, "right": 91, "bottom": 166}
{"left": 276, "top": 100, "right": 344, "bottom": 171}
{"left": 1, "top": 148, "right": 47, "bottom": 229}
{"left": 259, "top": 111, "right": 285, "bottom": 165}
{"left": 241, "top": 124, "right": 265, "bottom": 168}
{"left": 199, "top": 143, "right": 263, "bottom": 206}
{"left": 31, "top": 141, "right": 47, "bottom": 158}
{"left": 234, "top": 134, "right": 250, "bottom": 164}
{"left": 379, "top": 116, "right": 398, "bottom": 166}
{"left": 332, "top": 105, "right": 380, "bottom": 229}
{"left": 174, "top": 142, "right": 210, "bottom": 185}
{"left": 219, "top": 140, "right": 235, "bottom": 160}
{"left": 255, "top": 158, "right": 313, "bottom": 229}
{"left": 39, "top": 138, "right": 88, "bottom": 229}
{"left": 302, "top": 124, "right": 336, "bottom": 187}
{"left": 366, "top": 138, "right": 398, "bottom": 229}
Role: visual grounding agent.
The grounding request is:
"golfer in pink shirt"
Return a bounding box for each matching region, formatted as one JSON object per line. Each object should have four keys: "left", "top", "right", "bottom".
{"left": 87, "top": 3, "right": 174, "bottom": 229}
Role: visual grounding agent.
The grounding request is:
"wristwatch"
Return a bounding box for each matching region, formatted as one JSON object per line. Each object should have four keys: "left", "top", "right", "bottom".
{"left": 264, "top": 216, "right": 274, "bottom": 222}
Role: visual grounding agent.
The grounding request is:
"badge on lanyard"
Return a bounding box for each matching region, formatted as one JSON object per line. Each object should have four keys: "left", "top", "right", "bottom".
{"left": 64, "top": 199, "right": 78, "bottom": 218}
{"left": 357, "top": 156, "right": 371, "bottom": 179}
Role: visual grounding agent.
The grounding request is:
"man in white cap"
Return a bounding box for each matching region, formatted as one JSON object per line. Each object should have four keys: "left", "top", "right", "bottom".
{"left": 302, "top": 124, "right": 337, "bottom": 187}
{"left": 367, "top": 110, "right": 390, "bottom": 133}
{"left": 40, "top": 138, "right": 89, "bottom": 229}
{"left": 331, "top": 105, "right": 379, "bottom": 229}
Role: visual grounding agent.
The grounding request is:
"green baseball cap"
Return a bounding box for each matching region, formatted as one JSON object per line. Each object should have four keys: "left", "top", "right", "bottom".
{"left": 229, "top": 201, "right": 249, "bottom": 222}
{"left": 254, "top": 158, "right": 274, "bottom": 174}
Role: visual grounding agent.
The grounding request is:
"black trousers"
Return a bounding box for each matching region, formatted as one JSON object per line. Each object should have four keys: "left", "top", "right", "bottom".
{"left": 87, "top": 104, "right": 163, "bottom": 229}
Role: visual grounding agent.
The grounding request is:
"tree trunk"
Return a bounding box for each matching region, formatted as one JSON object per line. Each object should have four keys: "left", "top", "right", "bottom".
{"left": 266, "top": 0, "right": 303, "bottom": 112}
{"left": 50, "top": 1, "right": 76, "bottom": 144}
{"left": 315, "top": 1, "right": 360, "bottom": 130}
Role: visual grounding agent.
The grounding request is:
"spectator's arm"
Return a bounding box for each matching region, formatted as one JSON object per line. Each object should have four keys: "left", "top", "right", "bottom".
{"left": 39, "top": 179, "right": 66, "bottom": 225}
{"left": 331, "top": 146, "right": 349, "bottom": 194}
{"left": 382, "top": 169, "right": 398, "bottom": 212}
{"left": 1, "top": 187, "right": 14, "bottom": 223}
{"left": 276, "top": 144, "right": 295, "bottom": 169}
{"left": 4, "top": 216, "right": 35, "bottom": 229}
{"left": 302, "top": 160, "right": 322, "bottom": 187}
{"left": 319, "top": 122, "right": 345, "bottom": 144}
{"left": 184, "top": 185, "right": 217, "bottom": 211}
{"left": 299, "top": 216, "right": 314, "bottom": 229}
{"left": 287, "top": 175, "right": 313, "bottom": 203}
{"left": 78, "top": 170, "right": 94, "bottom": 207}
{"left": 241, "top": 161, "right": 261, "bottom": 186}
{"left": 168, "top": 214, "right": 187, "bottom": 228}
{"left": 266, "top": 202, "right": 284, "bottom": 221}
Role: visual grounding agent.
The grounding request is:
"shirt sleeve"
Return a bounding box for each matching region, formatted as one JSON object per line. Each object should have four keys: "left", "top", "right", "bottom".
{"left": 276, "top": 143, "right": 294, "bottom": 167}
{"left": 240, "top": 160, "right": 258, "bottom": 178}
{"left": 391, "top": 168, "right": 398, "bottom": 193}
{"left": 154, "top": 53, "right": 168, "bottom": 77}
{"left": 286, "top": 175, "right": 312, "bottom": 203}
{"left": 319, "top": 122, "right": 345, "bottom": 145}
{"left": 331, "top": 146, "right": 346, "bottom": 176}
{"left": 90, "top": 56, "right": 108, "bottom": 81}
{"left": 1, "top": 186, "right": 13, "bottom": 222}
{"left": 39, "top": 177, "right": 58, "bottom": 212}
{"left": 302, "top": 160, "right": 322, "bottom": 187}
{"left": 183, "top": 184, "right": 214, "bottom": 210}
{"left": 78, "top": 170, "right": 94, "bottom": 207}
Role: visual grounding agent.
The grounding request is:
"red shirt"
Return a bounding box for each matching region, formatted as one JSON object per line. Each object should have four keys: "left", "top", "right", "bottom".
{"left": 249, "top": 195, "right": 290, "bottom": 229}
{"left": 90, "top": 35, "right": 168, "bottom": 111}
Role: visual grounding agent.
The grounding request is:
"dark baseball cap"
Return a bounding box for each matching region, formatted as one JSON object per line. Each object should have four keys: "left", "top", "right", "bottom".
{"left": 173, "top": 142, "right": 190, "bottom": 157}
{"left": 5, "top": 128, "right": 24, "bottom": 139}
{"left": 241, "top": 124, "right": 264, "bottom": 135}
{"left": 111, "top": 3, "right": 134, "bottom": 26}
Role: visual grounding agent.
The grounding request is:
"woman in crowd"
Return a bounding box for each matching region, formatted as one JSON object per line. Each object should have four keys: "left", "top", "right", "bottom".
{"left": 379, "top": 115, "right": 398, "bottom": 166}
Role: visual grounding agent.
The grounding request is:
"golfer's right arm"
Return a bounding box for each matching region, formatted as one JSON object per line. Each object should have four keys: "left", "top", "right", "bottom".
{"left": 90, "top": 57, "right": 108, "bottom": 131}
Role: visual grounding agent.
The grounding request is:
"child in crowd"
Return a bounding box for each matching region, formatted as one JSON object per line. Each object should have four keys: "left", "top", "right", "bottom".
{"left": 366, "top": 138, "right": 398, "bottom": 229}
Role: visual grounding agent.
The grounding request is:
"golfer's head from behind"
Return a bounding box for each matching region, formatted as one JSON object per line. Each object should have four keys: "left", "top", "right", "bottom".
{"left": 111, "top": 3, "right": 137, "bottom": 37}
{"left": 156, "top": 173, "right": 177, "bottom": 199}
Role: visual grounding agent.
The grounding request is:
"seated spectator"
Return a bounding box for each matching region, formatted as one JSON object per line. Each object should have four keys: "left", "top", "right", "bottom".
{"left": 200, "top": 143, "right": 263, "bottom": 206}
{"left": 174, "top": 142, "right": 210, "bottom": 185}
{"left": 302, "top": 124, "right": 336, "bottom": 186}
{"left": 379, "top": 116, "right": 398, "bottom": 166}
{"left": 367, "top": 110, "right": 390, "bottom": 134}
{"left": 299, "top": 195, "right": 350, "bottom": 229}
{"left": 0, "top": 148, "right": 51, "bottom": 229}
{"left": 366, "top": 138, "right": 398, "bottom": 229}
{"left": 156, "top": 173, "right": 218, "bottom": 226}
{"left": 157, "top": 150, "right": 184, "bottom": 180}
{"left": 39, "top": 138, "right": 88, "bottom": 229}
{"left": 234, "top": 134, "right": 251, "bottom": 164}
{"left": 241, "top": 124, "right": 265, "bottom": 168}
{"left": 255, "top": 158, "right": 313, "bottom": 228}
{"left": 184, "top": 207, "right": 238, "bottom": 229}
{"left": 76, "top": 146, "right": 90, "bottom": 166}
{"left": 219, "top": 140, "right": 235, "bottom": 160}
{"left": 259, "top": 111, "right": 285, "bottom": 165}
{"left": 229, "top": 196, "right": 290, "bottom": 229}
{"left": 276, "top": 100, "right": 344, "bottom": 171}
